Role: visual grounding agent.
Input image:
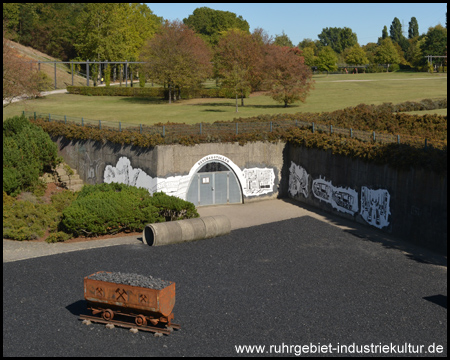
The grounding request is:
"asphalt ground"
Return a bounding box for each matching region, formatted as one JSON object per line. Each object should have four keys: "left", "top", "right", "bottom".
{"left": 3, "top": 201, "right": 447, "bottom": 357}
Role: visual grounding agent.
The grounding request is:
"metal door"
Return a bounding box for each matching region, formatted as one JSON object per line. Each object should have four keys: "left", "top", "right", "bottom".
{"left": 199, "top": 173, "right": 213, "bottom": 206}
{"left": 186, "top": 164, "right": 242, "bottom": 206}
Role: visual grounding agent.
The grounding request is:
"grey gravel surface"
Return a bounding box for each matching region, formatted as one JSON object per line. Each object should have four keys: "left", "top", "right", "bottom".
{"left": 87, "top": 271, "right": 172, "bottom": 290}
{"left": 3, "top": 217, "right": 447, "bottom": 357}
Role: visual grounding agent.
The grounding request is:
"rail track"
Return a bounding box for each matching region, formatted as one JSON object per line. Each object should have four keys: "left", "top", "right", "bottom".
{"left": 79, "top": 314, "right": 180, "bottom": 335}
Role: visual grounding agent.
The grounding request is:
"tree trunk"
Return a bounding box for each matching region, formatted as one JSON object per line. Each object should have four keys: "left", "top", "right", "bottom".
{"left": 235, "top": 93, "right": 238, "bottom": 112}
{"left": 168, "top": 83, "right": 172, "bottom": 104}
{"left": 241, "top": 89, "right": 244, "bottom": 106}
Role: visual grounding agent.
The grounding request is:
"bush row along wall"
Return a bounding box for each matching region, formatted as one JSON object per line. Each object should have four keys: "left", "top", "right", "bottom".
{"left": 53, "top": 136, "right": 446, "bottom": 253}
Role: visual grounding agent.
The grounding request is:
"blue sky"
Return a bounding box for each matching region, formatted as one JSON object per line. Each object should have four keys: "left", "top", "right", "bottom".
{"left": 145, "top": 3, "right": 447, "bottom": 46}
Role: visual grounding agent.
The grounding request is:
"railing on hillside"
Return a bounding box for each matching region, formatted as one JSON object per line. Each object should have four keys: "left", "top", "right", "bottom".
{"left": 23, "top": 111, "right": 443, "bottom": 148}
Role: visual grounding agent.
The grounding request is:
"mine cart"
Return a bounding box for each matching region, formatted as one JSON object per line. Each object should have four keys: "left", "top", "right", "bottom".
{"left": 83, "top": 271, "right": 178, "bottom": 330}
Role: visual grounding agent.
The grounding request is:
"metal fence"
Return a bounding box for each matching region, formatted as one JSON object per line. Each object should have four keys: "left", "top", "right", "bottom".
{"left": 24, "top": 111, "right": 442, "bottom": 148}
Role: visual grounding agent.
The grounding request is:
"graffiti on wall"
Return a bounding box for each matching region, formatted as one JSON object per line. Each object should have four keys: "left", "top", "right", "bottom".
{"left": 360, "top": 187, "right": 391, "bottom": 229}
{"left": 103, "top": 155, "right": 275, "bottom": 200}
{"left": 288, "top": 162, "right": 309, "bottom": 198}
{"left": 242, "top": 168, "right": 275, "bottom": 196}
{"left": 312, "top": 177, "right": 359, "bottom": 215}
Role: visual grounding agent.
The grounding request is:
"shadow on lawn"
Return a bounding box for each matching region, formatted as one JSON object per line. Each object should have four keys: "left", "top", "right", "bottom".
{"left": 194, "top": 102, "right": 298, "bottom": 109}
{"left": 119, "top": 97, "right": 167, "bottom": 105}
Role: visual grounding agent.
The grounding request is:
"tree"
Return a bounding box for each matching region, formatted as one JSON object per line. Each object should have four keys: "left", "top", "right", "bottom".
{"left": 421, "top": 25, "right": 447, "bottom": 56}
{"left": 214, "top": 28, "right": 262, "bottom": 106}
{"left": 345, "top": 43, "right": 369, "bottom": 65}
{"left": 390, "top": 17, "right": 403, "bottom": 43}
{"left": 140, "top": 20, "right": 212, "bottom": 104}
{"left": 3, "top": 29, "right": 40, "bottom": 107}
{"left": 75, "top": 3, "right": 162, "bottom": 62}
{"left": 274, "top": 31, "right": 294, "bottom": 47}
{"left": 301, "top": 47, "right": 317, "bottom": 67}
{"left": 408, "top": 17, "right": 419, "bottom": 39}
{"left": 318, "top": 27, "right": 357, "bottom": 53}
{"left": 183, "top": 7, "right": 249, "bottom": 46}
{"left": 316, "top": 46, "right": 338, "bottom": 74}
{"left": 374, "top": 38, "right": 400, "bottom": 71}
{"left": 382, "top": 26, "right": 389, "bottom": 39}
{"left": 263, "top": 45, "right": 314, "bottom": 107}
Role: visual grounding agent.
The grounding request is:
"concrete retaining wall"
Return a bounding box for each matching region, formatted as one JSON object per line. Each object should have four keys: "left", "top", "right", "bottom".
{"left": 285, "top": 144, "right": 447, "bottom": 253}
{"left": 53, "top": 136, "right": 285, "bottom": 202}
{"left": 53, "top": 136, "right": 446, "bottom": 253}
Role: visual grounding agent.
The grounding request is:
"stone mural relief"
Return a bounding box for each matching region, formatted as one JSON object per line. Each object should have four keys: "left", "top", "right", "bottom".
{"left": 312, "top": 176, "right": 359, "bottom": 215}
{"left": 103, "top": 155, "right": 275, "bottom": 200}
{"left": 242, "top": 168, "right": 275, "bottom": 197}
{"left": 104, "top": 157, "right": 190, "bottom": 199}
{"left": 288, "top": 161, "right": 391, "bottom": 228}
{"left": 288, "top": 161, "right": 309, "bottom": 198}
{"left": 360, "top": 186, "right": 391, "bottom": 229}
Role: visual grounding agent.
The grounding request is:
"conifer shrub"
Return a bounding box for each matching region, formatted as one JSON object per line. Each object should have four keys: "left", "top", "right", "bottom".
{"left": 3, "top": 115, "right": 60, "bottom": 196}
{"left": 3, "top": 195, "right": 59, "bottom": 240}
{"left": 150, "top": 191, "right": 199, "bottom": 221}
{"left": 59, "top": 183, "right": 199, "bottom": 237}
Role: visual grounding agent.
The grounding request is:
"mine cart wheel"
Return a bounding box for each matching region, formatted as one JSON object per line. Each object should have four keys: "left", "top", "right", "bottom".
{"left": 135, "top": 315, "right": 147, "bottom": 327}
{"left": 102, "top": 309, "right": 114, "bottom": 321}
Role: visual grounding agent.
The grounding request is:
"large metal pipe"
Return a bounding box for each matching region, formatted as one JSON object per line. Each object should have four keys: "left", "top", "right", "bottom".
{"left": 142, "top": 215, "right": 231, "bottom": 246}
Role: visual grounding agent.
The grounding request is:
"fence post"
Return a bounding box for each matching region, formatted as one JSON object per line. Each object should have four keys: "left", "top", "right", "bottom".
{"left": 54, "top": 62, "right": 57, "bottom": 90}
{"left": 119, "top": 122, "right": 121, "bottom": 132}
{"left": 99, "top": 120, "right": 101, "bottom": 130}
{"left": 270, "top": 121, "right": 273, "bottom": 132}
{"left": 163, "top": 125, "right": 165, "bottom": 137}
{"left": 200, "top": 123, "right": 202, "bottom": 135}
{"left": 373, "top": 131, "right": 375, "bottom": 141}
{"left": 330, "top": 125, "right": 333, "bottom": 134}
{"left": 64, "top": 115, "right": 67, "bottom": 124}
{"left": 34, "top": 112, "right": 36, "bottom": 120}
{"left": 49, "top": 114, "right": 51, "bottom": 122}
{"left": 295, "top": 120, "right": 298, "bottom": 127}
{"left": 86, "top": 60, "right": 89, "bottom": 87}
{"left": 397, "top": 135, "right": 400, "bottom": 144}
{"left": 312, "top": 122, "right": 315, "bottom": 133}
{"left": 350, "top": 128, "right": 353, "bottom": 138}
{"left": 140, "top": 124, "right": 142, "bottom": 134}
{"left": 82, "top": 118, "right": 84, "bottom": 126}
{"left": 236, "top": 123, "right": 238, "bottom": 135}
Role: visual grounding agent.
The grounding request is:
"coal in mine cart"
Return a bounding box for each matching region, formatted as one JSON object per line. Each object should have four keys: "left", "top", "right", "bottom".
{"left": 82, "top": 271, "right": 180, "bottom": 333}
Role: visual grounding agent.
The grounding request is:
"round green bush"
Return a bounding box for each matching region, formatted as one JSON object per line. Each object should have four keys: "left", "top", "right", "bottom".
{"left": 59, "top": 183, "right": 163, "bottom": 237}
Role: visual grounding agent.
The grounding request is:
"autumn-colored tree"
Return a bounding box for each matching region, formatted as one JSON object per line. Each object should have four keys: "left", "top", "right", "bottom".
{"left": 263, "top": 46, "right": 314, "bottom": 107}
{"left": 214, "top": 28, "right": 264, "bottom": 107}
{"left": 3, "top": 29, "right": 40, "bottom": 107}
{"left": 140, "top": 20, "right": 212, "bottom": 103}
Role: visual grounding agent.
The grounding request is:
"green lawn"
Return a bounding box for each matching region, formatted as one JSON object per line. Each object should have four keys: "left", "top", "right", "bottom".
{"left": 3, "top": 72, "right": 447, "bottom": 126}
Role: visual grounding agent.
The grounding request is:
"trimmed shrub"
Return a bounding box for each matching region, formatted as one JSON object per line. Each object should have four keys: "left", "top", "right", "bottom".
{"left": 59, "top": 183, "right": 161, "bottom": 237}
{"left": 150, "top": 192, "right": 199, "bottom": 221}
